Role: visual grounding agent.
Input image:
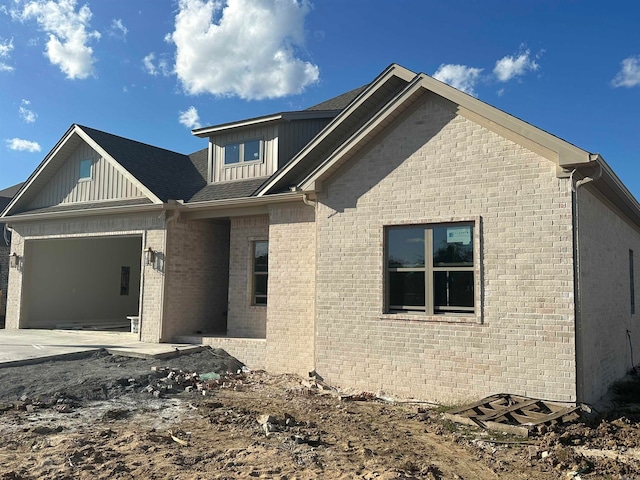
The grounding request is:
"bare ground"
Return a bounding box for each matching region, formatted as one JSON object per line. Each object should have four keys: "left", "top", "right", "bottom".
{"left": 0, "top": 349, "right": 639, "bottom": 479}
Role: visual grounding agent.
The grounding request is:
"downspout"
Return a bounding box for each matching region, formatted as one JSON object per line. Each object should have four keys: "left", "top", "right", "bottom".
{"left": 571, "top": 163, "right": 602, "bottom": 403}
{"left": 302, "top": 193, "right": 316, "bottom": 207}
{"left": 301, "top": 192, "right": 317, "bottom": 374}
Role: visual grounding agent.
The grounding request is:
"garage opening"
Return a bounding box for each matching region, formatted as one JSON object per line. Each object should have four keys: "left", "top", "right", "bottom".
{"left": 22, "top": 236, "right": 142, "bottom": 330}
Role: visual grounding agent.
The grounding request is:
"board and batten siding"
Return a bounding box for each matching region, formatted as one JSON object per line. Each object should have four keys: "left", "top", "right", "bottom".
{"left": 278, "top": 118, "right": 333, "bottom": 168}
{"left": 27, "top": 142, "right": 146, "bottom": 209}
{"left": 211, "top": 125, "right": 278, "bottom": 182}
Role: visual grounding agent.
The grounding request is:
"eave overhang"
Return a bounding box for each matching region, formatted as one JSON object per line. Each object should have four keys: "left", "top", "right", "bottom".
{"left": 192, "top": 110, "right": 342, "bottom": 138}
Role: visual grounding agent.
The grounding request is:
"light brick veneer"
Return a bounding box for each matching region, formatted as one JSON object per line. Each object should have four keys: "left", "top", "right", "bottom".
{"left": 227, "top": 215, "right": 269, "bottom": 338}
{"left": 162, "top": 219, "right": 229, "bottom": 340}
{"left": 5, "top": 213, "right": 167, "bottom": 342}
{"left": 265, "top": 204, "right": 316, "bottom": 376}
{"left": 314, "top": 96, "right": 576, "bottom": 403}
{"left": 576, "top": 187, "right": 640, "bottom": 402}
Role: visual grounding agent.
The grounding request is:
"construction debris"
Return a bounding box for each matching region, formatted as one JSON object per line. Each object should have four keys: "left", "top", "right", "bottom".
{"left": 444, "top": 393, "right": 581, "bottom": 437}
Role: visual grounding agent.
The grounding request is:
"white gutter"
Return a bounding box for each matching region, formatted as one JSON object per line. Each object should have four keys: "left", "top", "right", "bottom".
{"left": 3, "top": 202, "right": 167, "bottom": 223}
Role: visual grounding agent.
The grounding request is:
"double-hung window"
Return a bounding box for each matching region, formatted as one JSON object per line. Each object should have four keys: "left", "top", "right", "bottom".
{"left": 386, "top": 223, "right": 475, "bottom": 314}
{"left": 224, "top": 139, "right": 262, "bottom": 165}
{"left": 252, "top": 240, "right": 268, "bottom": 305}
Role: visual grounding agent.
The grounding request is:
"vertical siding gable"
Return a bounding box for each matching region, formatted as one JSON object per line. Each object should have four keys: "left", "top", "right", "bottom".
{"left": 278, "top": 118, "right": 333, "bottom": 168}
{"left": 27, "top": 141, "right": 146, "bottom": 209}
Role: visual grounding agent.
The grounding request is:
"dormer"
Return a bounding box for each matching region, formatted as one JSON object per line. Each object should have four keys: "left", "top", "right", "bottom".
{"left": 193, "top": 110, "right": 341, "bottom": 184}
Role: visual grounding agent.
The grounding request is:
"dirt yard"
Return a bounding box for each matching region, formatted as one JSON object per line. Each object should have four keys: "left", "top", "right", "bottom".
{"left": 0, "top": 349, "right": 639, "bottom": 479}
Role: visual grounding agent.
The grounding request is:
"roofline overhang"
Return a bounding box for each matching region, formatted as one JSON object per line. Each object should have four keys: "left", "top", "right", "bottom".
{"left": 179, "top": 191, "right": 306, "bottom": 219}
{"left": 3, "top": 191, "right": 309, "bottom": 224}
{"left": 255, "top": 63, "right": 417, "bottom": 196}
{"left": 2, "top": 202, "right": 168, "bottom": 224}
{"left": 192, "top": 110, "right": 342, "bottom": 138}
{"left": 566, "top": 154, "right": 640, "bottom": 227}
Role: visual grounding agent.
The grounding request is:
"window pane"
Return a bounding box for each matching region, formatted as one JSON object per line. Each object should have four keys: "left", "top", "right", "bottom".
{"left": 244, "top": 140, "right": 261, "bottom": 161}
{"left": 434, "top": 271, "right": 474, "bottom": 310}
{"left": 433, "top": 271, "right": 447, "bottom": 308}
{"left": 389, "top": 271, "right": 425, "bottom": 307}
{"left": 254, "top": 274, "right": 268, "bottom": 297}
{"left": 433, "top": 225, "right": 473, "bottom": 266}
{"left": 387, "top": 227, "right": 425, "bottom": 268}
{"left": 79, "top": 159, "right": 92, "bottom": 179}
{"left": 254, "top": 241, "right": 268, "bottom": 272}
{"left": 225, "top": 143, "right": 240, "bottom": 164}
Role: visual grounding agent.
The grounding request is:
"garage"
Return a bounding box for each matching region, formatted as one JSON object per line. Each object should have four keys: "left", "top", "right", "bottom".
{"left": 21, "top": 235, "right": 142, "bottom": 330}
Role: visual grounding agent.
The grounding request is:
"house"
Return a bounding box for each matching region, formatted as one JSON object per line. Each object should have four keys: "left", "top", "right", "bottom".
{"left": 0, "top": 183, "right": 24, "bottom": 327}
{"left": 2, "top": 64, "right": 640, "bottom": 405}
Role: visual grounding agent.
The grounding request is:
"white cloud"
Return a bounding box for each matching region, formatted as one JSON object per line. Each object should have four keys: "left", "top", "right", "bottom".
{"left": 109, "top": 18, "right": 128, "bottom": 39}
{"left": 612, "top": 55, "right": 640, "bottom": 88}
{"left": 19, "top": 0, "right": 101, "bottom": 79}
{"left": 19, "top": 99, "right": 37, "bottom": 123}
{"left": 143, "top": 52, "right": 170, "bottom": 76}
{"left": 432, "top": 64, "right": 483, "bottom": 96}
{"left": 178, "top": 106, "right": 202, "bottom": 129}
{"left": 6, "top": 138, "right": 41, "bottom": 152}
{"left": 0, "top": 37, "right": 14, "bottom": 72}
{"left": 493, "top": 48, "right": 539, "bottom": 82}
{"left": 168, "top": 0, "right": 320, "bottom": 100}
{"left": 143, "top": 52, "right": 157, "bottom": 75}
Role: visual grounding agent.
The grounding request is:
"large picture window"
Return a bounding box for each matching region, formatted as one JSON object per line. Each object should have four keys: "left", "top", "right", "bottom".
{"left": 386, "top": 223, "right": 475, "bottom": 314}
{"left": 224, "top": 139, "right": 262, "bottom": 165}
{"left": 252, "top": 240, "right": 268, "bottom": 305}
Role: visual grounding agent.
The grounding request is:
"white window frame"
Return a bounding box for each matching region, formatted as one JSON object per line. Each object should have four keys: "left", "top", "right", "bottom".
{"left": 385, "top": 221, "right": 477, "bottom": 316}
{"left": 79, "top": 158, "right": 92, "bottom": 181}
{"left": 224, "top": 139, "right": 263, "bottom": 166}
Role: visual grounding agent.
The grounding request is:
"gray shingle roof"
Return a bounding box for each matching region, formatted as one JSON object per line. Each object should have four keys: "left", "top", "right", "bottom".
{"left": 79, "top": 126, "right": 206, "bottom": 202}
{"left": 188, "top": 178, "right": 267, "bottom": 203}
{"left": 305, "top": 85, "right": 368, "bottom": 111}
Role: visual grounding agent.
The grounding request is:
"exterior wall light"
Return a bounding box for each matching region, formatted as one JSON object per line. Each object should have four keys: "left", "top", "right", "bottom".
{"left": 9, "top": 252, "right": 20, "bottom": 268}
{"left": 143, "top": 247, "right": 156, "bottom": 266}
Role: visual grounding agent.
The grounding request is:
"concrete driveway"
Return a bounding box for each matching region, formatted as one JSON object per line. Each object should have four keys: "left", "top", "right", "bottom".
{"left": 0, "top": 329, "right": 205, "bottom": 367}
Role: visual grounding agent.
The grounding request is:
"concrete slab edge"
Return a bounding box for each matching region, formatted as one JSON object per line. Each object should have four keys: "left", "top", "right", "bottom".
{"left": 104, "top": 345, "right": 211, "bottom": 360}
{"left": 0, "top": 348, "right": 105, "bottom": 369}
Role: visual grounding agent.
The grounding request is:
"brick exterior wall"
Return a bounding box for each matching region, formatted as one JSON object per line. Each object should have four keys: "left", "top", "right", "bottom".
{"left": 314, "top": 96, "right": 576, "bottom": 403}
{"left": 266, "top": 204, "right": 316, "bottom": 376}
{"left": 162, "top": 219, "right": 229, "bottom": 340}
{"left": 0, "top": 245, "right": 9, "bottom": 325}
{"left": 227, "top": 215, "right": 269, "bottom": 338}
{"left": 576, "top": 187, "right": 640, "bottom": 402}
{"left": 175, "top": 334, "right": 266, "bottom": 370}
{"left": 5, "top": 213, "right": 167, "bottom": 343}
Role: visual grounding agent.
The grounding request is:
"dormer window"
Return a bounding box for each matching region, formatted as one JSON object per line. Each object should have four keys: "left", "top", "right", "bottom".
{"left": 224, "top": 139, "right": 262, "bottom": 165}
{"left": 79, "top": 159, "right": 92, "bottom": 180}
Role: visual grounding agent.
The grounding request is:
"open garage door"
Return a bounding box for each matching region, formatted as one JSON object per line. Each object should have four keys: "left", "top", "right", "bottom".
{"left": 22, "top": 236, "right": 142, "bottom": 330}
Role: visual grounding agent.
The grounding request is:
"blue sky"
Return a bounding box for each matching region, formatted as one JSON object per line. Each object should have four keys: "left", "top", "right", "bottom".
{"left": 1, "top": 0, "right": 639, "bottom": 198}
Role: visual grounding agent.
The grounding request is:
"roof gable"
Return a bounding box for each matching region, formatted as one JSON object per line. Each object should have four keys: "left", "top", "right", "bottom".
{"left": 2, "top": 125, "right": 210, "bottom": 217}
{"left": 256, "top": 63, "right": 416, "bottom": 195}
{"left": 2, "top": 125, "right": 165, "bottom": 217}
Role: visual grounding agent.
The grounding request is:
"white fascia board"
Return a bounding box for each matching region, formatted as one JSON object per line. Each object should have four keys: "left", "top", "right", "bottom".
{"left": 192, "top": 110, "right": 342, "bottom": 138}
{"left": 193, "top": 114, "right": 284, "bottom": 137}
{"left": 298, "top": 76, "right": 425, "bottom": 191}
{"left": 255, "top": 64, "right": 417, "bottom": 197}
{"left": 75, "top": 127, "right": 163, "bottom": 204}
{"left": 418, "top": 75, "right": 592, "bottom": 166}
{"left": 1, "top": 124, "right": 78, "bottom": 217}
{"left": 3, "top": 202, "right": 166, "bottom": 223}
